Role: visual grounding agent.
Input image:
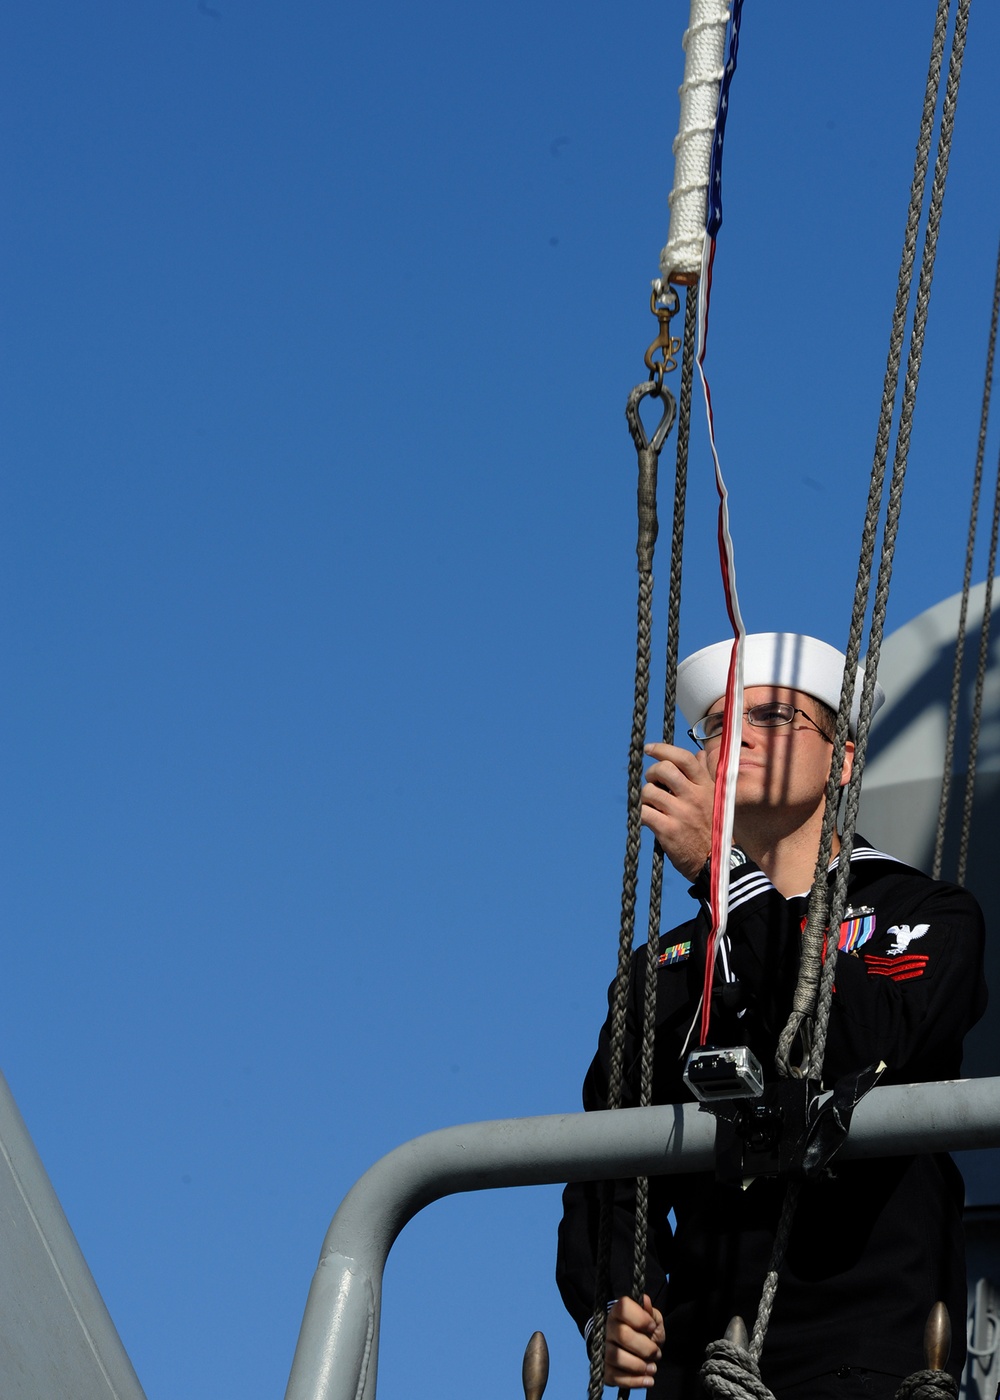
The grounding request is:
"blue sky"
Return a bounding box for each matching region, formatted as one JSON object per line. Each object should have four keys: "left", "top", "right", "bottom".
{"left": 2, "top": 4, "right": 999, "bottom": 1398}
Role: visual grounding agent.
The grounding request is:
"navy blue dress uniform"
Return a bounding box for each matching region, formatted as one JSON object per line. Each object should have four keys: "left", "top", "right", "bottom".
{"left": 556, "top": 838, "right": 987, "bottom": 1400}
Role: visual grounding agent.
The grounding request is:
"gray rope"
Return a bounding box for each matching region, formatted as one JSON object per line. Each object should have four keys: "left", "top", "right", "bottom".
{"left": 810, "top": 0, "right": 970, "bottom": 1078}
{"left": 699, "top": 1340, "right": 776, "bottom": 1400}
{"left": 586, "top": 1296, "right": 612, "bottom": 1400}
{"left": 894, "top": 1372, "right": 958, "bottom": 1400}
{"left": 632, "top": 285, "right": 696, "bottom": 1306}
{"left": 932, "top": 233, "right": 1000, "bottom": 879}
{"left": 775, "top": 0, "right": 957, "bottom": 1081}
{"left": 587, "top": 380, "right": 675, "bottom": 1400}
{"left": 662, "top": 286, "right": 697, "bottom": 743}
{"left": 587, "top": 558, "right": 654, "bottom": 1400}
{"left": 958, "top": 438, "right": 1000, "bottom": 885}
{"left": 753, "top": 0, "right": 965, "bottom": 1376}
{"left": 748, "top": 1182, "right": 801, "bottom": 1363}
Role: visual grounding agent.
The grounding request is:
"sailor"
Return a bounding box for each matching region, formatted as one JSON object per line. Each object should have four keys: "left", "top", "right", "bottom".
{"left": 556, "top": 633, "right": 987, "bottom": 1400}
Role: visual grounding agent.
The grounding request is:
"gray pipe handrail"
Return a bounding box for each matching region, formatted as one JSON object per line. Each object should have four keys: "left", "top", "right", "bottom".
{"left": 284, "top": 1076, "right": 1000, "bottom": 1400}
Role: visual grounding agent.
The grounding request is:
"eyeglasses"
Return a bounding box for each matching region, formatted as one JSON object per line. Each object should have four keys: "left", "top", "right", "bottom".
{"left": 687, "top": 701, "right": 833, "bottom": 749}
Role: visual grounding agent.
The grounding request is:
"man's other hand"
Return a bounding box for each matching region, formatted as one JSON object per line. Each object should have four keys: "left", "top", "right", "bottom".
{"left": 641, "top": 743, "right": 714, "bottom": 880}
{"left": 604, "top": 1294, "right": 665, "bottom": 1389}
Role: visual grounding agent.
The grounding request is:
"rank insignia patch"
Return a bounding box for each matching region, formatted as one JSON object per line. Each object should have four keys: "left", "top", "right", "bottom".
{"left": 838, "top": 906, "right": 876, "bottom": 954}
{"left": 658, "top": 940, "right": 692, "bottom": 966}
{"left": 863, "top": 952, "right": 929, "bottom": 982}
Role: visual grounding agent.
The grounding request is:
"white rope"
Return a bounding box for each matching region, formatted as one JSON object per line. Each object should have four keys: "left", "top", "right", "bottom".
{"left": 659, "top": 0, "right": 731, "bottom": 285}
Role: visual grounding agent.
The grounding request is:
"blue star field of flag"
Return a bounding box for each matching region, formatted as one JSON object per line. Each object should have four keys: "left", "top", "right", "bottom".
{"left": 706, "top": 0, "right": 745, "bottom": 238}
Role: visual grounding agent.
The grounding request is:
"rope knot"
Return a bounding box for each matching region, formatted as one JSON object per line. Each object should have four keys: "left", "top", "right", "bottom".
{"left": 698, "top": 1338, "right": 775, "bottom": 1400}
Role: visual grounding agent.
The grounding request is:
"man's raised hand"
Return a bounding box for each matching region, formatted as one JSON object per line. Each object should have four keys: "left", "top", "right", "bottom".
{"left": 640, "top": 743, "right": 715, "bottom": 880}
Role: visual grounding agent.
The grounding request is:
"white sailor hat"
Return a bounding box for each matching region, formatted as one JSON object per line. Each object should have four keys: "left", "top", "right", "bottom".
{"left": 676, "top": 632, "right": 885, "bottom": 739}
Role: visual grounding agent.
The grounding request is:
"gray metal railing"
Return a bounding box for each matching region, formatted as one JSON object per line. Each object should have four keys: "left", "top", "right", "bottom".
{"left": 284, "top": 1076, "right": 1000, "bottom": 1400}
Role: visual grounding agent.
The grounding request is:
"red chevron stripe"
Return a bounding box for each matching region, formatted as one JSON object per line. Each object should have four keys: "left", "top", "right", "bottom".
{"left": 863, "top": 960, "right": 928, "bottom": 981}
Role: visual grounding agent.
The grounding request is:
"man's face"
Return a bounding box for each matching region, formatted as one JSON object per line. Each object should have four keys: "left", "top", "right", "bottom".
{"left": 701, "top": 685, "right": 851, "bottom": 816}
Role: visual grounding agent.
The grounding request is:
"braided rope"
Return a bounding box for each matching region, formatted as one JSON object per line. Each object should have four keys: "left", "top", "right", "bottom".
{"left": 749, "top": 0, "right": 964, "bottom": 1377}
{"left": 775, "top": 0, "right": 956, "bottom": 1080}
{"left": 894, "top": 1371, "right": 959, "bottom": 1400}
{"left": 932, "top": 234, "right": 1000, "bottom": 879}
{"left": 587, "top": 561, "right": 654, "bottom": 1400}
{"left": 957, "top": 441, "right": 1000, "bottom": 885}
{"left": 748, "top": 1182, "right": 801, "bottom": 1363}
{"left": 587, "top": 382, "right": 675, "bottom": 1400}
{"left": 632, "top": 287, "right": 697, "bottom": 1307}
{"left": 586, "top": 1286, "right": 612, "bottom": 1400}
{"left": 662, "top": 289, "right": 698, "bottom": 740}
{"left": 810, "top": 0, "right": 970, "bottom": 1077}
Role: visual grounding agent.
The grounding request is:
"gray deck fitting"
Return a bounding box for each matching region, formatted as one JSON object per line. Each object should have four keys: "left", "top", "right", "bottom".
{"left": 284, "top": 1076, "right": 1000, "bottom": 1400}
{"left": 0, "top": 1070, "right": 147, "bottom": 1400}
